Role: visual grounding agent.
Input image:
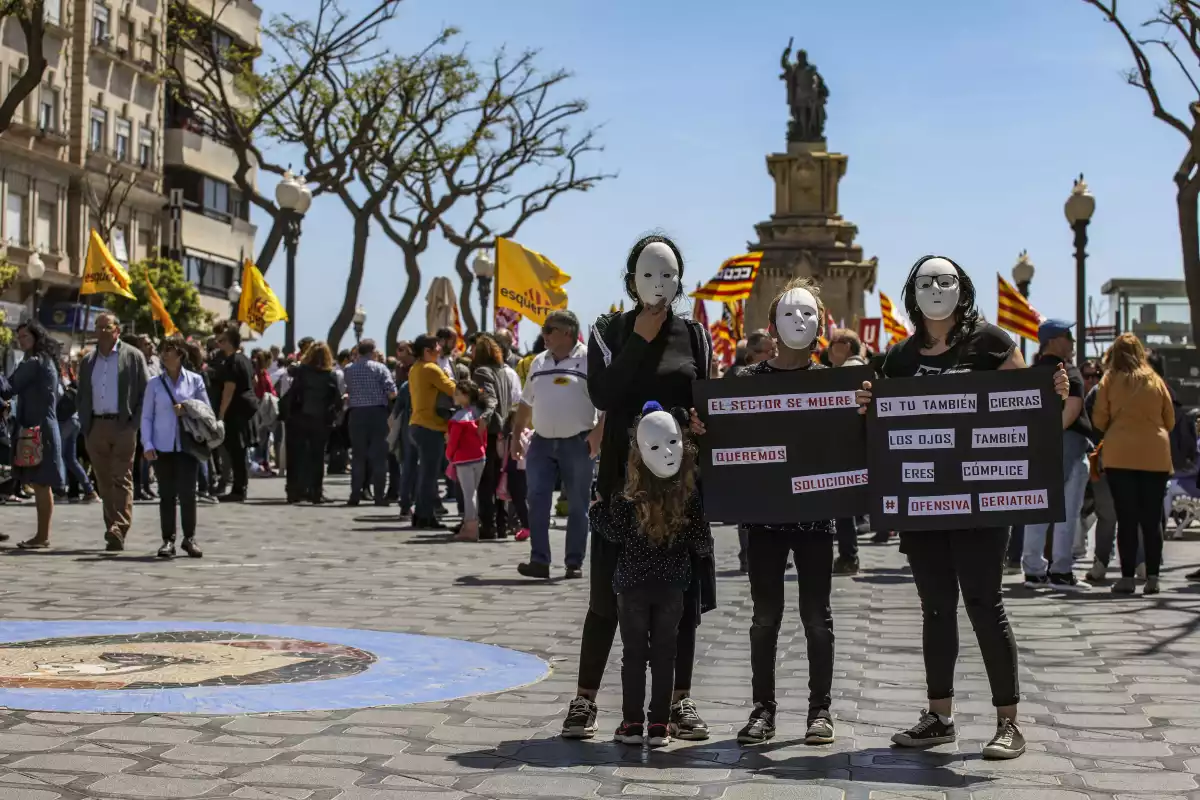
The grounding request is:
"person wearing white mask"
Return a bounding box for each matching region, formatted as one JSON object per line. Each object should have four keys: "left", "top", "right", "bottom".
{"left": 589, "top": 402, "right": 713, "bottom": 748}
{"left": 855, "top": 255, "right": 1070, "bottom": 761}
{"left": 561, "top": 235, "right": 715, "bottom": 743}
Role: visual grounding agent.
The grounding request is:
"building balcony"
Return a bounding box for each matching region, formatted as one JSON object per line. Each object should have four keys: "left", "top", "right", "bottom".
{"left": 164, "top": 126, "right": 245, "bottom": 181}
{"left": 91, "top": 37, "right": 163, "bottom": 81}
{"left": 179, "top": 206, "right": 254, "bottom": 264}
{"left": 183, "top": 0, "right": 262, "bottom": 49}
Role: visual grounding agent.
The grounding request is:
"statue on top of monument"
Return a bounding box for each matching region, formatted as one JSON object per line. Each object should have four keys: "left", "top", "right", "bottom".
{"left": 780, "top": 37, "right": 829, "bottom": 143}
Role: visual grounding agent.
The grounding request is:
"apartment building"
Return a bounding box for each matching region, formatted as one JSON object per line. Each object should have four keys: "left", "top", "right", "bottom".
{"left": 0, "top": 0, "right": 260, "bottom": 334}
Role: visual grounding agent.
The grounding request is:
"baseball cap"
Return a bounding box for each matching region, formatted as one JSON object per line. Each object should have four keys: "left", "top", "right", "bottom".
{"left": 1037, "top": 319, "right": 1075, "bottom": 346}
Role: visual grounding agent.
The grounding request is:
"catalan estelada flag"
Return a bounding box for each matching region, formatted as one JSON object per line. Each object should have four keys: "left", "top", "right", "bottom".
{"left": 710, "top": 304, "right": 736, "bottom": 366}
{"left": 997, "top": 274, "right": 1042, "bottom": 343}
{"left": 145, "top": 274, "right": 179, "bottom": 336}
{"left": 691, "top": 284, "right": 709, "bottom": 329}
{"left": 691, "top": 252, "right": 762, "bottom": 302}
{"left": 879, "top": 292, "right": 911, "bottom": 345}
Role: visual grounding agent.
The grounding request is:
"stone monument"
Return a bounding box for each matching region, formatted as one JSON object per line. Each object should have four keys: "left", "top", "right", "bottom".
{"left": 743, "top": 39, "right": 878, "bottom": 332}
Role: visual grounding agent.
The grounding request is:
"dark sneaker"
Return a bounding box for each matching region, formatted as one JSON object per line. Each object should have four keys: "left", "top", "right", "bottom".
{"left": 1022, "top": 573, "right": 1049, "bottom": 589}
{"left": 1187, "top": 568, "right": 1200, "bottom": 582}
{"left": 646, "top": 723, "right": 670, "bottom": 747}
{"left": 1049, "top": 572, "right": 1090, "bottom": 592}
{"left": 981, "top": 719, "right": 1026, "bottom": 760}
{"left": 1143, "top": 576, "right": 1161, "bottom": 596}
{"left": 871, "top": 531, "right": 890, "bottom": 544}
{"left": 561, "top": 697, "right": 598, "bottom": 739}
{"left": 669, "top": 697, "right": 709, "bottom": 741}
{"left": 832, "top": 556, "right": 859, "bottom": 576}
{"left": 104, "top": 531, "right": 125, "bottom": 552}
{"left": 564, "top": 566, "right": 583, "bottom": 579}
{"left": 613, "top": 721, "right": 643, "bottom": 745}
{"left": 805, "top": 711, "right": 836, "bottom": 745}
{"left": 1112, "top": 576, "right": 1136, "bottom": 595}
{"left": 736, "top": 703, "right": 776, "bottom": 744}
{"left": 891, "top": 710, "right": 956, "bottom": 747}
{"left": 518, "top": 562, "right": 551, "bottom": 579}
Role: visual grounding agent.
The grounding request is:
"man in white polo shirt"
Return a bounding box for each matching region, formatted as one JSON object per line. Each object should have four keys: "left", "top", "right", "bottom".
{"left": 513, "top": 310, "right": 601, "bottom": 580}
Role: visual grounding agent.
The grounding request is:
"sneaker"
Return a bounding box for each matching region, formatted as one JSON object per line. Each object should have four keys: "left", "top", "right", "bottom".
{"left": 1085, "top": 558, "right": 1108, "bottom": 584}
{"left": 646, "top": 723, "right": 671, "bottom": 747}
{"left": 668, "top": 697, "right": 709, "bottom": 741}
{"left": 981, "top": 718, "right": 1026, "bottom": 760}
{"left": 1144, "top": 576, "right": 1160, "bottom": 596}
{"left": 1023, "top": 573, "right": 1049, "bottom": 589}
{"left": 1188, "top": 568, "right": 1200, "bottom": 582}
{"left": 1003, "top": 558, "right": 1022, "bottom": 576}
{"left": 805, "top": 711, "right": 836, "bottom": 745}
{"left": 832, "top": 556, "right": 859, "bottom": 576}
{"left": 83, "top": 491, "right": 99, "bottom": 504}
{"left": 514, "top": 528, "right": 530, "bottom": 542}
{"left": 613, "top": 721, "right": 643, "bottom": 745}
{"left": 197, "top": 494, "right": 219, "bottom": 505}
{"left": 1112, "top": 576, "right": 1136, "bottom": 595}
{"left": 561, "top": 697, "right": 598, "bottom": 739}
{"left": 736, "top": 703, "right": 776, "bottom": 744}
{"left": 1049, "top": 572, "right": 1090, "bottom": 592}
{"left": 891, "top": 710, "right": 956, "bottom": 748}
{"left": 564, "top": 566, "right": 583, "bottom": 580}
{"left": 517, "top": 562, "right": 551, "bottom": 579}
{"left": 871, "top": 531, "right": 891, "bottom": 544}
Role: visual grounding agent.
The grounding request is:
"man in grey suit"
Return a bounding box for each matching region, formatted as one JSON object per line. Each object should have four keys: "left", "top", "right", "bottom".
{"left": 77, "top": 313, "right": 148, "bottom": 551}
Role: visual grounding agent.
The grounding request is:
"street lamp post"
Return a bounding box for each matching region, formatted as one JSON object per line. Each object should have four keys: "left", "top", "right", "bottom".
{"left": 25, "top": 250, "right": 45, "bottom": 322}
{"left": 473, "top": 251, "right": 495, "bottom": 332}
{"left": 275, "top": 170, "right": 313, "bottom": 355}
{"left": 1064, "top": 174, "right": 1095, "bottom": 367}
{"left": 353, "top": 304, "right": 366, "bottom": 343}
{"left": 1011, "top": 249, "right": 1035, "bottom": 361}
{"left": 227, "top": 281, "right": 242, "bottom": 322}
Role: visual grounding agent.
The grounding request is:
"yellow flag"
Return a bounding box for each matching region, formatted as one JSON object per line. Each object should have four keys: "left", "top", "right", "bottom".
{"left": 236, "top": 259, "right": 288, "bottom": 334}
{"left": 495, "top": 238, "right": 570, "bottom": 326}
{"left": 145, "top": 273, "right": 179, "bottom": 336}
{"left": 80, "top": 229, "right": 135, "bottom": 299}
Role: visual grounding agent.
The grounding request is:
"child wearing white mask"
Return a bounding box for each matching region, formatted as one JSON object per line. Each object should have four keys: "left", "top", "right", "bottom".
{"left": 588, "top": 401, "right": 714, "bottom": 748}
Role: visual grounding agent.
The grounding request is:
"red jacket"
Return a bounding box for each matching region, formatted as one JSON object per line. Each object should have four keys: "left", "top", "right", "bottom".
{"left": 446, "top": 407, "right": 486, "bottom": 465}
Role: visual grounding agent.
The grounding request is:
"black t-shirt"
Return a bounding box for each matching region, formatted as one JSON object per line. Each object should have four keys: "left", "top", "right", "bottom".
{"left": 216, "top": 352, "right": 258, "bottom": 418}
{"left": 881, "top": 322, "right": 1015, "bottom": 378}
{"left": 742, "top": 359, "right": 828, "bottom": 376}
{"left": 1035, "top": 354, "right": 1093, "bottom": 441}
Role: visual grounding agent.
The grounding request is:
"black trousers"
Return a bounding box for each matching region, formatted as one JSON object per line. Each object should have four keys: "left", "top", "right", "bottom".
{"left": 618, "top": 586, "right": 685, "bottom": 724}
{"left": 477, "top": 430, "right": 507, "bottom": 536}
{"left": 747, "top": 528, "right": 835, "bottom": 712}
{"left": 224, "top": 416, "right": 250, "bottom": 495}
{"left": 1107, "top": 467, "right": 1169, "bottom": 578}
{"left": 156, "top": 452, "right": 199, "bottom": 541}
{"left": 579, "top": 532, "right": 697, "bottom": 693}
{"left": 287, "top": 418, "right": 330, "bottom": 502}
{"left": 900, "top": 527, "right": 1020, "bottom": 707}
{"left": 835, "top": 517, "right": 858, "bottom": 560}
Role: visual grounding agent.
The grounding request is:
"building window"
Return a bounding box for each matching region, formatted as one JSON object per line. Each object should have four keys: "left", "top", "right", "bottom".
{"left": 5, "top": 190, "right": 26, "bottom": 246}
{"left": 44, "top": 0, "right": 60, "bottom": 27}
{"left": 123, "top": 19, "right": 135, "bottom": 51}
{"left": 89, "top": 108, "right": 106, "bottom": 152}
{"left": 38, "top": 86, "right": 58, "bottom": 131}
{"left": 93, "top": 4, "right": 110, "bottom": 44}
{"left": 115, "top": 118, "right": 131, "bottom": 161}
{"left": 139, "top": 128, "right": 154, "bottom": 167}
{"left": 211, "top": 28, "right": 233, "bottom": 56}
{"left": 184, "top": 254, "right": 234, "bottom": 294}
{"left": 202, "top": 176, "right": 230, "bottom": 216}
{"left": 36, "top": 200, "right": 56, "bottom": 252}
{"left": 8, "top": 71, "right": 23, "bottom": 122}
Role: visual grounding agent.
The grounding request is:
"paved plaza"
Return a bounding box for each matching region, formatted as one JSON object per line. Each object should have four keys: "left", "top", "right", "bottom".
{"left": 0, "top": 478, "right": 1198, "bottom": 799}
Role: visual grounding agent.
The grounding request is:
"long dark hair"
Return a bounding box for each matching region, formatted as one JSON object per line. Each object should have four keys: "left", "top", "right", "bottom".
{"left": 622, "top": 406, "right": 697, "bottom": 545}
{"left": 623, "top": 234, "right": 686, "bottom": 307}
{"left": 16, "top": 320, "right": 58, "bottom": 360}
{"left": 470, "top": 334, "right": 503, "bottom": 371}
{"left": 901, "top": 254, "right": 980, "bottom": 348}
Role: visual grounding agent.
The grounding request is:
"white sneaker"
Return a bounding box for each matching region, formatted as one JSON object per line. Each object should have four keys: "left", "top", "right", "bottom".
{"left": 1085, "top": 558, "right": 1107, "bottom": 584}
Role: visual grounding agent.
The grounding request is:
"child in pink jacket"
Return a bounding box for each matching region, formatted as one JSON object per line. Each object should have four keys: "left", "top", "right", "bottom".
{"left": 447, "top": 379, "right": 487, "bottom": 541}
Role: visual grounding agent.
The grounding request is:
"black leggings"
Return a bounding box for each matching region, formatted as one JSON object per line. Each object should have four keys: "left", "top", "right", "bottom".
{"left": 618, "top": 586, "right": 684, "bottom": 724}
{"left": 155, "top": 452, "right": 199, "bottom": 541}
{"left": 477, "top": 431, "right": 507, "bottom": 536}
{"left": 900, "top": 527, "right": 1019, "bottom": 708}
{"left": 1107, "top": 468, "right": 1169, "bottom": 578}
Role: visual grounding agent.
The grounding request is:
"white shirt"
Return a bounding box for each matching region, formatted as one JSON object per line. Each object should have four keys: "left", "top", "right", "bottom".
{"left": 521, "top": 343, "right": 596, "bottom": 439}
{"left": 437, "top": 354, "right": 454, "bottom": 379}
{"left": 91, "top": 346, "right": 121, "bottom": 415}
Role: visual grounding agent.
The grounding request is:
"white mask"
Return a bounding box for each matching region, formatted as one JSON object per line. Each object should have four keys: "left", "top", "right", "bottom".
{"left": 636, "top": 409, "right": 684, "bottom": 479}
{"left": 913, "top": 257, "right": 961, "bottom": 321}
{"left": 774, "top": 288, "right": 820, "bottom": 350}
{"left": 633, "top": 242, "right": 681, "bottom": 307}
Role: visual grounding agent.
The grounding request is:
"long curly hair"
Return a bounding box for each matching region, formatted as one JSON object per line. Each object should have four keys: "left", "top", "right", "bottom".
{"left": 901, "top": 255, "right": 981, "bottom": 348}
{"left": 622, "top": 407, "right": 698, "bottom": 546}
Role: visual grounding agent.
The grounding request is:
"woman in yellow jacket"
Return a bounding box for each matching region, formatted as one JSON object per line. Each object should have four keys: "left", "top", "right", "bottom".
{"left": 1092, "top": 333, "right": 1175, "bottom": 596}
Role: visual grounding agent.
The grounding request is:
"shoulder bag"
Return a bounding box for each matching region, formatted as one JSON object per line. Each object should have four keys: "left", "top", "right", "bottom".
{"left": 14, "top": 426, "right": 43, "bottom": 468}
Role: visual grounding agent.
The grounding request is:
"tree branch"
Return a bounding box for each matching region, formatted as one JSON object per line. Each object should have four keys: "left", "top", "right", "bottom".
{"left": 0, "top": 0, "right": 48, "bottom": 133}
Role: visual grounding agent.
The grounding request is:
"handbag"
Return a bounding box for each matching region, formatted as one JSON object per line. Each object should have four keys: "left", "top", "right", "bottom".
{"left": 159, "top": 374, "right": 210, "bottom": 462}
{"left": 14, "top": 426, "right": 43, "bottom": 468}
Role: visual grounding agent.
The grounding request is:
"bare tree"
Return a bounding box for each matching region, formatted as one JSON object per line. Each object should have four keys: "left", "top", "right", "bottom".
{"left": 380, "top": 50, "right": 611, "bottom": 346}
{"left": 166, "top": 0, "right": 399, "bottom": 271}
{"left": 84, "top": 168, "right": 137, "bottom": 249}
{"left": 1084, "top": 0, "right": 1200, "bottom": 338}
{"left": 0, "top": 0, "right": 48, "bottom": 133}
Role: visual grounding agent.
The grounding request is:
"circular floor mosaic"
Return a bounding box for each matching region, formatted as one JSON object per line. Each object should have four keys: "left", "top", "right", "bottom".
{"left": 0, "top": 621, "right": 549, "bottom": 714}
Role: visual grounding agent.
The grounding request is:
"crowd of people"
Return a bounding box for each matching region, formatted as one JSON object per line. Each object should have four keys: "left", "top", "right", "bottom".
{"left": 0, "top": 235, "right": 1196, "bottom": 761}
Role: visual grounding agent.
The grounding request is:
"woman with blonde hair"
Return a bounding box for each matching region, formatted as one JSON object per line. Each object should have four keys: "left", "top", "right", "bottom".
{"left": 1092, "top": 333, "right": 1175, "bottom": 596}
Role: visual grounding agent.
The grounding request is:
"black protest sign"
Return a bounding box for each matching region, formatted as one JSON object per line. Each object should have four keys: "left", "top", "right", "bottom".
{"left": 692, "top": 366, "right": 873, "bottom": 525}
{"left": 866, "top": 368, "right": 1064, "bottom": 531}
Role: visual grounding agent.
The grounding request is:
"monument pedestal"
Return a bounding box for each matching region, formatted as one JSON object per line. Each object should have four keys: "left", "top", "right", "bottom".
{"left": 744, "top": 140, "right": 877, "bottom": 332}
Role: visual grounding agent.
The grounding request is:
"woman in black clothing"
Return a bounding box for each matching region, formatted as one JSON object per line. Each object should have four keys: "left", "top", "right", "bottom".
{"left": 561, "top": 234, "right": 714, "bottom": 743}
{"left": 856, "top": 255, "right": 1068, "bottom": 761}
{"left": 214, "top": 328, "right": 258, "bottom": 502}
{"left": 471, "top": 334, "right": 515, "bottom": 539}
{"left": 284, "top": 342, "right": 343, "bottom": 504}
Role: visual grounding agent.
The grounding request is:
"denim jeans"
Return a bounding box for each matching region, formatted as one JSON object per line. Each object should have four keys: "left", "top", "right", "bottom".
{"left": 526, "top": 432, "right": 593, "bottom": 567}
{"left": 59, "top": 417, "right": 93, "bottom": 495}
{"left": 399, "top": 424, "right": 419, "bottom": 509}
{"left": 1023, "top": 432, "right": 1089, "bottom": 577}
{"left": 411, "top": 424, "right": 446, "bottom": 520}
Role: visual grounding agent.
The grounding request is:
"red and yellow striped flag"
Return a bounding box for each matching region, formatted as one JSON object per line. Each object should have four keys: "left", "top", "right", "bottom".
{"left": 710, "top": 304, "right": 736, "bottom": 366}
{"left": 996, "top": 274, "right": 1042, "bottom": 342}
{"left": 879, "top": 292, "right": 910, "bottom": 345}
{"left": 691, "top": 284, "right": 709, "bottom": 329}
{"left": 727, "top": 300, "right": 744, "bottom": 341}
{"left": 691, "top": 253, "right": 762, "bottom": 302}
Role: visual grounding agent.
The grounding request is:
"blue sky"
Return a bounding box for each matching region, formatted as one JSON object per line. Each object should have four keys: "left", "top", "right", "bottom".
{"left": 251, "top": 0, "right": 1189, "bottom": 351}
